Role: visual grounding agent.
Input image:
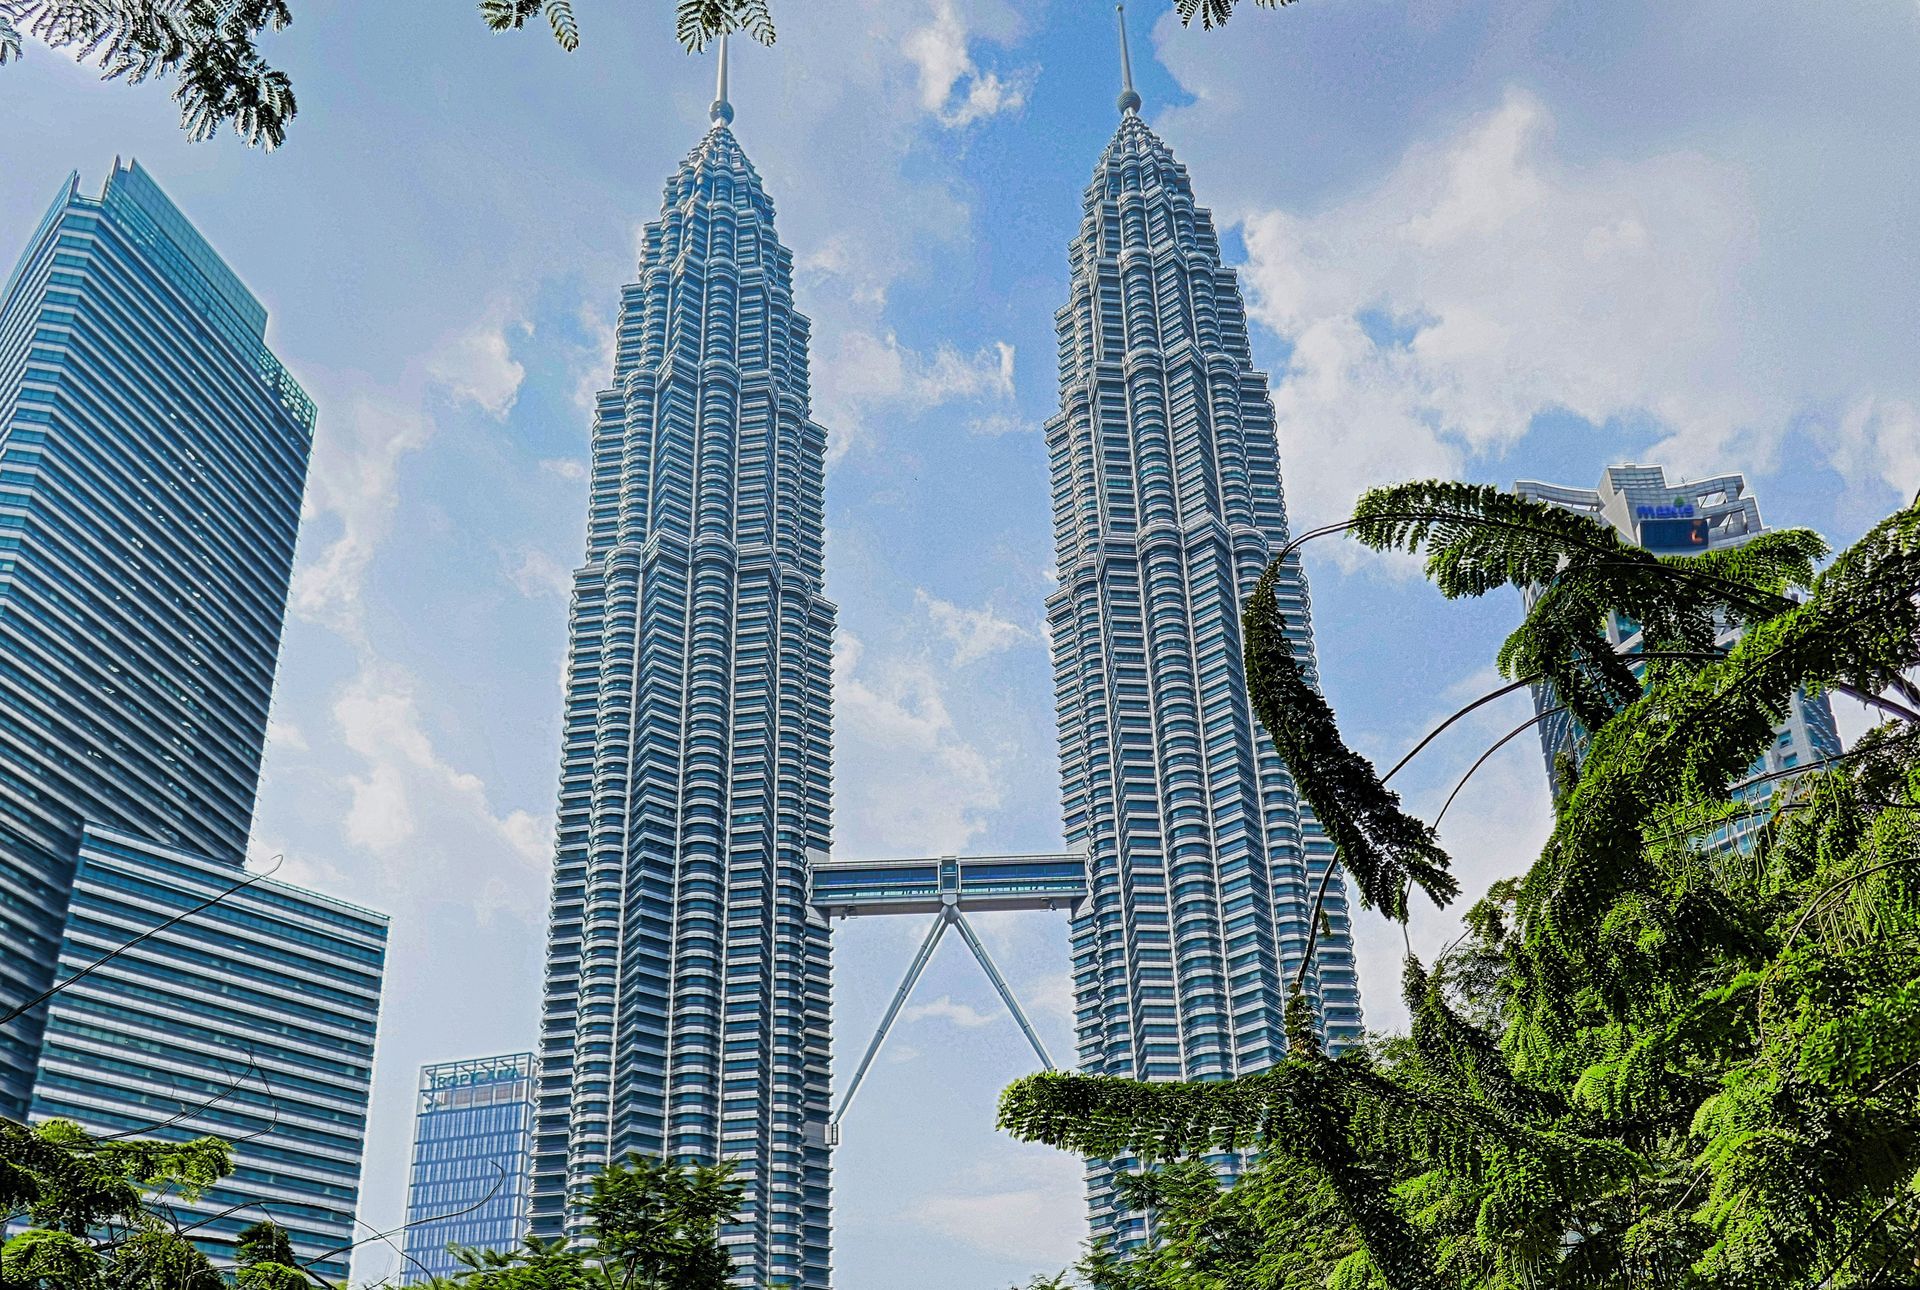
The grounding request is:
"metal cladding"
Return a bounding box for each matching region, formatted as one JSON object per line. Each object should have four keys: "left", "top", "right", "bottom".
{"left": 529, "top": 115, "right": 835, "bottom": 1290}
{"left": 0, "top": 161, "right": 313, "bottom": 1120}
{"left": 1046, "top": 109, "right": 1365, "bottom": 1246}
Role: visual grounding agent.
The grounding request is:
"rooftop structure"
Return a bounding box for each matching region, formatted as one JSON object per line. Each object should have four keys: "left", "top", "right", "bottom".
{"left": 1516, "top": 464, "right": 1843, "bottom": 840}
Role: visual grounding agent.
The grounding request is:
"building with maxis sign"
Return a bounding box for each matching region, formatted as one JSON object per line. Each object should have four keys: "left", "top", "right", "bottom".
{"left": 1516, "top": 465, "right": 1843, "bottom": 846}
{"left": 401, "top": 1053, "right": 536, "bottom": 1283}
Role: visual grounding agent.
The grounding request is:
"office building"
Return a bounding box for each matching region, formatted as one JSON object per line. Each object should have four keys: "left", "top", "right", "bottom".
{"left": 1516, "top": 465, "right": 1843, "bottom": 843}
{"left": 400, "top": 1053, "right": 536, "bottom": 1283}
{"left": 1043, "top": 12, "right": 1365, "bottom": 1249}
{"left": 0, "top": 160, "right": 313, "bottom": 1117}
{"left": 0, "top": 160, "right": 388, "bottom": 1277}
{"left": 530, "top": 50, "right": 835, "bottom": 1289}
{"left": 27, "top": 825, "right": 387, "bottom": 1283}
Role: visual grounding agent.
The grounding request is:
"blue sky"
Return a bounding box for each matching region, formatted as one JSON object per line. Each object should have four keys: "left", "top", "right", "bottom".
{"left": 3, "top": 0, "right": 1918, "bottom": 1285}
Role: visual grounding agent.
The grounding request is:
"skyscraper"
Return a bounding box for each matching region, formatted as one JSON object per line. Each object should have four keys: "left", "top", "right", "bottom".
{"left": 0, "top": 161, "right": 388, "bottom": 1276}
{"left": 1516, "top": 465, "right": 1843, "bottom": 844}
{"left": 531, "top": 49, "right": 835, "bottom": 1289}
{"left": 1045, "top": 9, "right": 1364, "bottom": 1248}
{"left": 0, "top": 161, "right": 313, "bottom": 1118}
{"left": 401, "top": 1053, "right": 536, "bottom": 1283}
{"left": 27, "top": 826, "right": 387, "bottom": 1283}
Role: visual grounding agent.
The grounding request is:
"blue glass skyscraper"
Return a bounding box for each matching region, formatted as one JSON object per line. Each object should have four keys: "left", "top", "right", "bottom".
{"left": 1, "top": 161, "right": 387, "bottom": 1278}
{"left": 0, "top": 161, "right": 313, "bottom": 1120}
{"left": 1047, "top": 15, "right": 1364, "bottom": 1249}
{"left": 401, "top": 1053, "right": 536, "bottom": 1283}
{"left": 531, "top": 53, "right": 835, "bottom": 1289}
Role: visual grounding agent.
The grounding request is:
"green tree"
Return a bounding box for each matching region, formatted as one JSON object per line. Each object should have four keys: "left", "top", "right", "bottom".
{"left": 1024, "top": 1156, "right": 1366, "bottom": 1290}
{"left": 437, "top": 1154, "right": 742, "bottom": 1290}
{"left": 1001, "top": 485, "right": 1920, "bottom": 1289}
{"left": 1, "top": 0, "right": 1312, "bottom": 148}
{"left": 236, "top": 1219, "right": 310, "bottom": 1289}
{"left": 0, "top": 1116, "right": 232, "bottom": 1289}
{"left": 0, "top": 1, "right": 297, "bottom": 145}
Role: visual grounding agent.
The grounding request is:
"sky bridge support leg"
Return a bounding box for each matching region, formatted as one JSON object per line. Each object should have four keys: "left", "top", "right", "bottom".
{"left": 828, "top": 910, "right": 948, "bottom": 1144}
{"left": 949, "top": 909, "right": 1057, "bottom": 1073}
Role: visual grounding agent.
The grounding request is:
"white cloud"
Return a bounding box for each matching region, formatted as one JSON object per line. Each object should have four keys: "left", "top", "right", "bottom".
{"left": 572, "top": 301, "right": 617, "bottom": 412}
{"left": 504, "top": 547, "right": 574, "bottom": 600}
{"left": 539, "top": 456, "right": 588, "bottom": 482}
{"left": 908, "top": 1144, "right": 1085, "bottom": 1267}
{"left": 292, "top": 394, "right": 433, "bottom": 642}
{"left": 332, "top": 661, "right": 550, "bottom": 879}
{"left": 967, "top": 412, "right": 1031, "bottom": 437}
{"left": 818, "top": 331, "right": 1016, "bottom": 459}
{"left": 833, "top": 632, "right": 1002, "bottom": 855}
{"left": 264, "top": 718, "right": 308, "bottom": 752}
{"left": 425, "top": 312, "right": 528, "bottom": 420}
{"left": 1829, "top": 397, "right": 1920, "bottom": 503}
{"left": 914, "top": 589, "right": 1034, "bottom": 666}
{"left": 903, "top": 0, "right": 1034, "bottom": 128}
{"left": 901, "top": 995, "right": 999, "bottom": 1028}
{"left": 1235, "top": 91, "right": 1771, "bottom": 533}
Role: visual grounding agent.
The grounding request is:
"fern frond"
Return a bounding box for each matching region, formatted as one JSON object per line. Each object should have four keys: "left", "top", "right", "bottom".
{"left": 1245, "top": 559, "right": 1456, "bottom": 920}
{"left": 478, "top": 0, "right": 543, "bottom": 33}
{"left": 544, "top": 0, "right": 577, "bottom": 50}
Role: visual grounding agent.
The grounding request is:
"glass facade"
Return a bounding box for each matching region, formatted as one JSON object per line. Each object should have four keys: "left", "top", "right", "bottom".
{"left": 1046, "top": 96, "right": 1364, "bottom": 1249}
{"left": 401, "top": 1053, "right": 536, "bottom": 1283}
{"left": 530, "top": 94, "right": 835, "bottom": 1289}
{"left": 27, "top": 825, "right": 387, "bottom": 1284}
{"left": 0, "top": 161, "right": 313, "bottom": 1118}
{"left": 1516, "top": 465, "right": 1845, "bottom": 845}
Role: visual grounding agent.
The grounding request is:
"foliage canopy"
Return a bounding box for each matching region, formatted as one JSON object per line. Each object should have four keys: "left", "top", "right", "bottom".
{"left": 0, "top": 1116, "right": 235, "bottom": 1289}
{"left": 412, "top": 1153, "right": 743, "bottom": 1290}
{"left": 1003, "top": 484, "right": 1920, "bottom": 1289}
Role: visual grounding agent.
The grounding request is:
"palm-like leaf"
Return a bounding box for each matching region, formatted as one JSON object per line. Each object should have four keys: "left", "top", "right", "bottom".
{"left": 1245, "top": 558, "right": 1456, "bottom": 920}
{"left": 1172, "top": 0, "right": 1297, "bottom": 30}
{"left": 1352, "top": 481, "right": 1824, "bottom": 734}
{"left": 544, "top": 0, "right": 577, "bottom": 51}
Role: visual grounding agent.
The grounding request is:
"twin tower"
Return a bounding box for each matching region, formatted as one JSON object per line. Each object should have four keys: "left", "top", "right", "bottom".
{"left": 530, "top": 19, "right": 1364, "bottom": 1287}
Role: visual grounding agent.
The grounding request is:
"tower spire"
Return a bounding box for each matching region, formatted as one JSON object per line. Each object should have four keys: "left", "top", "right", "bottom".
{"left": 1116, "top": 4, "right": 1141, "bottom": 116}
{"left": 710, "top": 33, "right": 734, "bottom": 126}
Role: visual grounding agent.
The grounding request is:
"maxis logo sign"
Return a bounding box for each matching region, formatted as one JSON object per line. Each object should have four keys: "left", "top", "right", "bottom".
{"left": 1635, "top": 497, "right": 1697, "bottom": 520}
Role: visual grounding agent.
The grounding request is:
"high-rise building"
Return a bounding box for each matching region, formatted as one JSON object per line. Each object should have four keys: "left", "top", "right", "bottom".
{"left": 530, "top": 50, "right": 835, "bottom": 1289}
{"left": 0, "top": 160, "right": 387, "bottom": 1275}
{"left": 1044, "top": 10, "right": 1364, "bottom": 1250}
{"left": 400, "top": 1053, "right": 536, "bottom": 1283}
{"left": 1516, "top": 465, "right": 1843, "bottom": 843}
{"left": 0, "top": 161, "right": 314, "bottom": 1117}
{"left": 26, "top": 825, "right": 387, "bottom": 1283}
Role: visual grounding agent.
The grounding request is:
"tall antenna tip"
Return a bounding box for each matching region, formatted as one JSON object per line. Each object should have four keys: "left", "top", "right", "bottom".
{"left": 1115, "top": 4, "right": 1142, "bottom": 115}
{"left": 710, "top": 32, "right": 734, "bottom": 126}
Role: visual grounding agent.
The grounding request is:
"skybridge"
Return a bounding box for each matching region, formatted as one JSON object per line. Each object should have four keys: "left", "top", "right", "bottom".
{"left": 809, "top": 850, "right": 1087, "bottom": 1145}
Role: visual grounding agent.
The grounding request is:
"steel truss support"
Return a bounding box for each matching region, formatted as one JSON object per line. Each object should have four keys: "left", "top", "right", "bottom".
{"left": 827, "top": 902, "right": 1057, "bottom": 1145}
